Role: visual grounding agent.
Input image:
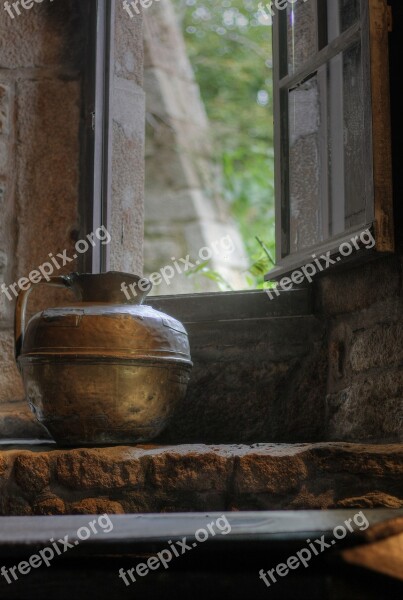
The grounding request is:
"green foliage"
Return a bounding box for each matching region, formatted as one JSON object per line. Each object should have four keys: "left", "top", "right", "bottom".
{"left": 173, "top": 0, "right": 275, "bottom": 289}
{"left": 185, "top": 260, "right": 234, "bottom": 291}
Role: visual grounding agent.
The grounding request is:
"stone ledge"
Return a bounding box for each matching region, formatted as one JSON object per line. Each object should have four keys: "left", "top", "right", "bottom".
{"left": 0, "top": 443, "right": 403, "bottom": 515}
{"left": 0, "top": 442, "right": 402, "bottom": 516}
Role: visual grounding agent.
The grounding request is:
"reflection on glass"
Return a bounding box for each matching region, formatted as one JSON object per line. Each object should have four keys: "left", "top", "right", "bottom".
{"left": 327, "top": 0, "right": 360, "bottom": 42}
{"left": 287, "top": 41, "right": 366, "bottom": 255}
{"left": 343, "top": 42, "right": 365, "bottom": 230}
{"left": 287, "top": 1, "right": 317, "bottom": 75}
{"left": 288, "top": 74, "right": 323, "bottom": 253}
{"left": 328, "top": 42, "right": 366, "bottom": 235}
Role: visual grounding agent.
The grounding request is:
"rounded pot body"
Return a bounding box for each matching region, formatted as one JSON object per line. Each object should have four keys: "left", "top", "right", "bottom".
{"left": 15, "top": 272, "right": 192, "bottom": 445}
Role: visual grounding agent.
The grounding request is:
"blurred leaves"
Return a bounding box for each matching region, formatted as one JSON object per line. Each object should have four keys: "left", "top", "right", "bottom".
{"left": 173, "top": 0, "right": 276, "bottom": 289}
{"left": 185, "top": 260, "right": 234, "bottom": 291}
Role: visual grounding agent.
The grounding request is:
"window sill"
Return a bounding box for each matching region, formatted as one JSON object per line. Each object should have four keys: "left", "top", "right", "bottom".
{"left": 264, "top": 224, "right": 392, "bottom": 283}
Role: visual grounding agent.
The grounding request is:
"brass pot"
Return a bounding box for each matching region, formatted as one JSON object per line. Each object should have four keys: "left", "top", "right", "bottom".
{"left": 14, "top": 272, "right": 192, "bottom": 445}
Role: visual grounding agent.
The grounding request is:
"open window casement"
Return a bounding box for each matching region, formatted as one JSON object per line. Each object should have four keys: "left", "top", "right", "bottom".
{"left": 266, "top": 0, "right": 393, "bottom": 282}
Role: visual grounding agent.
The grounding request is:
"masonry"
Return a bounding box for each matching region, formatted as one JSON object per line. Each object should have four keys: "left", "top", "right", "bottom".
{"left": 0, "top": 0, "right": 402, "bottom": 523}
{"left": 0, "top": 0, "right": 145, "bottom": 439}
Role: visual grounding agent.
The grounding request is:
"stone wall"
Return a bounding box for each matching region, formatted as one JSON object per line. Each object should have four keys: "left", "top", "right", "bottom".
{"left": 149, "top": 290, "right": 328, "bottom": 444}
{"left": 0, "top": 0, "right": 85, "bottom": 415}
{"left": 316, "top": 255, "right": 403, "bottom": 442}
{"left": 0, "top": 2, "right": 146, "bottom": 434}
{"left": 110, "top": 5, "right": 145, "bottom": 274}
{"left": 0, "top": 443, "right": 401, "bottom": 515}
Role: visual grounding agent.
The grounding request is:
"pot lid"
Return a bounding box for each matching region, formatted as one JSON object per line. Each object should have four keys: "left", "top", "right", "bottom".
{"left": 19, "top": 304, "right": 192, "bottom": 365}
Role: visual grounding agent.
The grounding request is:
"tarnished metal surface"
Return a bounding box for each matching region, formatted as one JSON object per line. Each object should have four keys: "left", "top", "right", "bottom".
{"left": 14, "top": 272, "right": 192, "bottom": 445}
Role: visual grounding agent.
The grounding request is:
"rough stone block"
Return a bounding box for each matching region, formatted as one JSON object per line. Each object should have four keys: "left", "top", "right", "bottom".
{"left": 0, "top": 0, "right": 85, "bottom": 70}
{"left": 316, "top": 256, "right": 402, "bottom": 316}
{"left": 0, "top": 178, "right": 5, "bottom": 206}
{"left": 115, "top": 2, "right": 144, "bottom": 86}
{"left": 0, "top": 443, "right": 402, "bottom": 515}
{"left": 0, "top": 250, "right": 6, "bottom": 275}
{"left": 234, "top": 449, "right": 308, "bottom": 495}
{"left": 143, "top": 2, "right": 194, "bottom": 81}
{"left": 327, "top": 373, "right": 403, "bottom": 442}
{"left": 14, "top": 453, "right": 50, "bottom": 494}
{"left": 146, "top": 446, "right": 232, "bottom": 492}
{"left": 0, "top": 139, "right": 7, "bottom": 172}
{"left": 33, "top": 495, "right": 66, "bottom": 515}
{"left": 109, "top": 77, "right": 145, "bottom": 276}
{"left": 0, "top": 329, "right": 24, "bottom": 404}
{"left": 15, "top": 78, "right": 80, "bottom": 316}
{"left": 110, "top": 122, "right": 144, "bottom": 275}
{"left": 56, "top": 448, "right": 145, "bottom": 490}
{"left": 145, "top": 189, "right": 207, "bottom": 224}
{"left": 350, "top": 322, "right": 403, "bottom": 372}
{"left": 144, "top": 67, "right": 209, "bottom": 129}
{"left": 0, "top": 83, "right": 11, "bottom": 136}
{"left": 70, "top": 499, "right": 125, "bottom": 515}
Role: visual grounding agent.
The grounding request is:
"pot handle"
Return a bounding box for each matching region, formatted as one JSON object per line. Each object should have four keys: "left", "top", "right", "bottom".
{"left": 14, "top": 275, "right": 72, "bottom": 361}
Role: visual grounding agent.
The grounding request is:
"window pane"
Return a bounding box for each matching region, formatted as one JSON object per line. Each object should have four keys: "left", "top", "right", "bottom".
{"left": 328, "top": 41, "right": 366, "bottom": 235}
{"left": 288, "top": 74, "right": 323, "bottom": 253}
{"left": 342, "top": 41, "right": 366, "bottom": 230}
{"left": 286, "top": 41, "right": 366, "bottom": 255}
{"left": 327, "top": 0, "right": 360, "bottom": 42}
{"left": 286, "top": 0, "right": 317, "bottom": 75}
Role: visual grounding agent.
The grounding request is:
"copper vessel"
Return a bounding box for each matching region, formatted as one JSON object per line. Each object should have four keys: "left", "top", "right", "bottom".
{"left": 14, "top": 272, "right": 192, "bottom": 445}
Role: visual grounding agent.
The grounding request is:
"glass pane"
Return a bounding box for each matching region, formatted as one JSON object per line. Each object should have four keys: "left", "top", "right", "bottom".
{"left": 288, "top": 74, "right": 323, "bottom": 253}
{"left": 328, "top": 0, "right": 360, "bottom": 42}
{"left": 285, "top": 40, "right": 366, "bottom": 255}
{"left": 343, "top": 42, "right": 366, "bottom": 230}
{"left": 286, "top": 0, "right": 317, "bottom": 75}
{"left": 328, "top": 42, "right": 366, "bottom": 235}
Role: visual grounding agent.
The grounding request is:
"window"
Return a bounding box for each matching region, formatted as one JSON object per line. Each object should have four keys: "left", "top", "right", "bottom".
{"left": 267, "top": 0, "right": 393, "bottom": 281}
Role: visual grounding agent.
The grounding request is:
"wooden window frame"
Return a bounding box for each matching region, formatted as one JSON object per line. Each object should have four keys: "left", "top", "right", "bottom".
{"left": 266, "top": 0, "right": 394, "bottom": 282}
{"left": 80, "top": 0, "right": 114, "bottom": 274}
{"left": 84, "top": 1, "right": 393, "bottom": 297}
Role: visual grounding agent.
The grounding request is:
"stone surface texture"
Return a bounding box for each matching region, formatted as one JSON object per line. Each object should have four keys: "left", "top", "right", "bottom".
{"left": 158, "top": 313, "right": 328, "bottom": 444}
{"left": 317, "top": 255, "right": 403, "bottom": 442}
{"left": 0, "top": 443, "right": 401, "bottom": 515}
{"left": 0, "top": 2, "right": 146, "bottom": 426}
{"left": 109, "top": 6, "right": 145, "bottom": 275}
{"left": 0, "top": 1, "right": 85, "bottom": 413}
{"left": 0, "top": 0, "right": 402, "bottom": 454}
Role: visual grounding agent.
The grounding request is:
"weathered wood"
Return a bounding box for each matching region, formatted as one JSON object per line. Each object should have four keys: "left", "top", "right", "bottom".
{"left": 278, "top": 22, "right": 361, "bottom": 91}
{"left": 147, "top": 288, "right": 312, "bottom": 323}
{"left": 369, "top": 0, "right": 395, "bottom": 252}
